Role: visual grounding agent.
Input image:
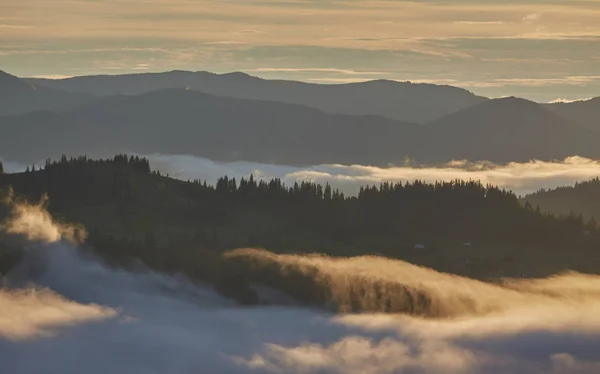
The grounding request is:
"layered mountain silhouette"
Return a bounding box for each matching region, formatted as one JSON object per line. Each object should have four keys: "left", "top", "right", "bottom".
{"left": 0, "top": 110, "right": 111, "bottom": 163}
{"left": 425, "top": 97, "right": 600, "bottom": 163}
{"left": 0, "top": 71, "right": 92, "bottom": 115}
{"left": 27, "top": 70, "right": 487, "bottom": 123}
{"left": 70, "top": 89, "right": 429, "bottom": 165}
{"left": 545, "top": 98, "right": 600, "bottom": 133}
{"left": 2, "top": 84, "right": 600, "bottom": 165}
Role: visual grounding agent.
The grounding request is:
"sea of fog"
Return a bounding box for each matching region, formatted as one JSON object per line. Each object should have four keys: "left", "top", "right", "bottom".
{"left": 146, "top": 155, "right": 600, "bottom": 196}
{"left": 6, "top": 154, "right": 600, "bottom": 196}
{"left": 1, "top": 198, "right": 600, "bottom": 373}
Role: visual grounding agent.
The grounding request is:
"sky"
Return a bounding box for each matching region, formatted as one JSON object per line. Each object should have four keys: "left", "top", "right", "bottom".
{"left": 1, "top": 0, "right": 599, "bottom": 102}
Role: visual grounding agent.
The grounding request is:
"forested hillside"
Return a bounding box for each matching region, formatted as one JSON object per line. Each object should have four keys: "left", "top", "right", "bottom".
{"left": 525, "top": 178, "right": 600, "bottom": 221}
{"left": 1, "top": 155, "right": 599, "bottom": 290}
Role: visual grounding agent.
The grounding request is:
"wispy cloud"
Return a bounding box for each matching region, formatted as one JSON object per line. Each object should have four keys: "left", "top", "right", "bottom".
{"left": 549, "top": 97, "right": 595, "bottom": 103}
{"left": 248, "top": 68, "right": 391, "bottom": 75}
{"left": 30, "top": 74, "right": 74, "bottom": 80}
{"left": 522, "top": 12, "right": 542, "bottom": 23}
{"left": 2, "top": 0, "right": 600, "bottom": 101}
{"left": 0, "top": 24, "right": 32, "bottom": 29}
{"left": 205, "top": 41, "right": 246, "bottom": 45}
{"left": 305, "top": 77, "right": 374, "bottom": 84}
{"left": 453, "top": 21, "right": 504, "bottom": 25}
{"left": 495, "top": 76, "right": 600, "bottom": 86}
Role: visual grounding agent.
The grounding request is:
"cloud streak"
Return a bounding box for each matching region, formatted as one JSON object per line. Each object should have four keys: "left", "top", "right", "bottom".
{"left": 247, "top": 67, "right": 391, "bottom": 75}
{"left": 2, "top": 0, "right": 600, "bottom": 101}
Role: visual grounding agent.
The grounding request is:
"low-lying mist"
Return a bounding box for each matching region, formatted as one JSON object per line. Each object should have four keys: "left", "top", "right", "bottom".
{"left": 2, "top": 200, "right": 600, "bottom": 373}
{"left": 145, "top": 154, "right": 600, "bottom": 196}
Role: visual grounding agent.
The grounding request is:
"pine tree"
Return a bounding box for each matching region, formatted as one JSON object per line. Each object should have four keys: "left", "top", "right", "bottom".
{"left": 324, "top": 183, "right": 332, "bottom": 200}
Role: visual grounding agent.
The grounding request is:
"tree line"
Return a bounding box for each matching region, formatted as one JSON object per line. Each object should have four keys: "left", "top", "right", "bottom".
{"left": 525, "top": 177, "right": 600, "bottom": 223}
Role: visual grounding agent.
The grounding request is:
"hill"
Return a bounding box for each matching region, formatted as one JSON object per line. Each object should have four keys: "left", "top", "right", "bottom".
{"left": 425, "top": 97, "right": 600, "bottom": 163}
{"left": 545, "top": 98, "right": 600, "bottom": 132}
{"left": 4, "top": 90, "right": 600, "bottom": 166}
{"left": 524, "top": 178, "right": 600, "bottom": 221}
{"left": 0, "top": 70, "right": 92, "bottom": 116}
{"left": 1, "top": 155, "right": 599, "bottom": 282}
{"left": 0, "top": 111, "right": 115, "bottom": 163}
{"left": 1, "top": 89, "right": 425, "bottom": 166}
{"left": 26, "top": 70, "right": 487, "bottom": 123}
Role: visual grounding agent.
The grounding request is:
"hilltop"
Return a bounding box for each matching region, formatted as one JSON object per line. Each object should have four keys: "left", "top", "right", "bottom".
{"left": 0, "top": 70, "right": 92, "bottom": 116}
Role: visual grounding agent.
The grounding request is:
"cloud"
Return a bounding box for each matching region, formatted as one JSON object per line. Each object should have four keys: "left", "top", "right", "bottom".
{"left": 0, "top": 289, "right": 114, "bottom": 341}
{"left": 30, "top": 74, "right": 74, "bottom": 80}
{"left": 205, "top": 41, "right": 247, "bottom": 45}
{"left": 247, "top": 68, "right": 391, "bottom": 75}
{"left": 139, "top": 154, "right": 600, "bottom": 197}
{"left": 495, "top": 76, "right": 600, "bottom": 86}
{"left": 454, "top": 21, "right": 504, "bottom": 25}
{"left": 522, "top": 12, "right": 542, "bottom": 23}
{"left": 0, "top": 24, "right": 32, "bottom": 29}
{"left": 1, "top": 200, "right": 600, "bottom": 373}
{"left": 1, "top": 205, "right": 600, "bottom": 373}
{"left": 0, "top": 193, "right": 86, "bottom": 244}
{"left": 549, "top": 97, "right": 595, "bottom": 103}
{"left": 458, "top": 76, "right": 600, "bottom": 88}
{"left": 2, "top": 0, "right": 600, "bottom": 105}
{"left": 305, "top": 77, "right": 375, "bottom": 83}
{"left": 8, "top": 154, "right": 600, "bottom": 198}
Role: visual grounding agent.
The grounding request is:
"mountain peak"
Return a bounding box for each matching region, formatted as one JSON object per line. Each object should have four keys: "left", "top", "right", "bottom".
{"left": 0, "top": 70, "right": 22, "bottom": 84}
{"left": 471, "top": 96, "right": 542, "bottom": 113}
{"left": 0, "top": 70, "right": 40, "bottom": 93}
{"left": 494, "top": 96, "right": 536, "bottom": 104}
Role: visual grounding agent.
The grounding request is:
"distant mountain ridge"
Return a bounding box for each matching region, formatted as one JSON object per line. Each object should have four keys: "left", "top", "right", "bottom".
{"left": 424, "top": 97, "right": 600, "bottom": 163}
{"left": 3, "top": 68, "right": 600, "bottom": 166}
{"left": 26, "top": 70, "right": 487, "bottom": 123}
{"left": 524, "top": 178, "right": 600, "bottom": 221}
{"left": 545, "top": 97, "right": 600, "bottom": 133}
{"left": 0, "top": 71, "right": 92, "bottom": 115}
{"left": 2, "top": 87, "right": 600, "bottom": 166}
{"left": 0, "top": 88, "right": 426, "bottom": 165}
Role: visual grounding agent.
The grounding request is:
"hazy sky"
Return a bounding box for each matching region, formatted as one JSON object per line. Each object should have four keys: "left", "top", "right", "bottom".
{"left": 1, "top": 0, "right": 599, "bottom": 102}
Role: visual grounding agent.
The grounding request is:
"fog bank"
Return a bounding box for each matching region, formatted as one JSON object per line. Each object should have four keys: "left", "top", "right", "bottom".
{"left": 145, "top": 154, "right": 600, "bottom": 196}
{"left": 1, "top": 200, "right": 600, "bottom": 373}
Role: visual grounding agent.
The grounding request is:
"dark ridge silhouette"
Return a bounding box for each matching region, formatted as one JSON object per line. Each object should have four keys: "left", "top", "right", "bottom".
{"left": 524, "top": 177, "right": 600, "bottom": 222}
{"left": 1, "top": 89, "right": 425, "bottom": 166}
{"left": 0, "top": 111, "right": 113, "bottom": 163}
{"left": 26, "top": 70, "right": 487, "bottom": 123}
{"left": 424, "top": 97, "right": 600, "bottom": 163}
{"left": 2, "top": 90, "right": 600, "bottom": 165}
{"left": 0, "top": 70, "right": 93, "bottom": 115}
{"left": 4, "top": 69, "right": 600, "bottom": 166}
{"left": 545, "top": 97, "right": 600, "bottom": 132}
